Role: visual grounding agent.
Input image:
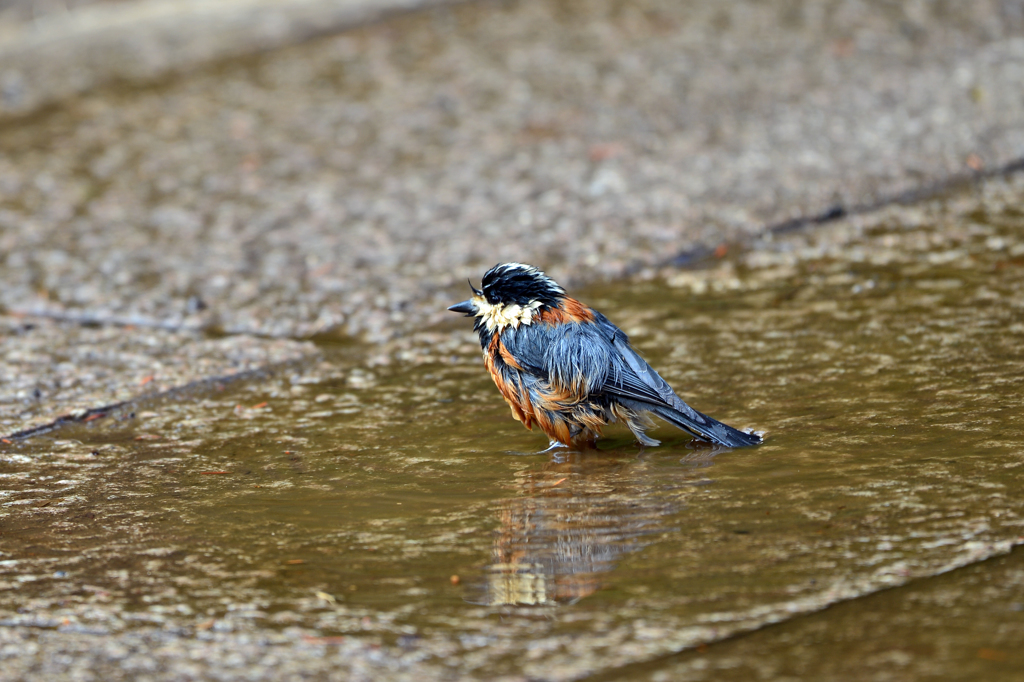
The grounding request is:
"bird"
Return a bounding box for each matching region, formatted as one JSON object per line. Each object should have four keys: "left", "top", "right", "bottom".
{"left": 448, "top": 263, "right": 761, "bottom": 449}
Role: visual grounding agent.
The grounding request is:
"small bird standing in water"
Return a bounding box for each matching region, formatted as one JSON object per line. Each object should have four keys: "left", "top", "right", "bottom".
{"left": 448, "top": 263, "right": 761, "bottom": 449}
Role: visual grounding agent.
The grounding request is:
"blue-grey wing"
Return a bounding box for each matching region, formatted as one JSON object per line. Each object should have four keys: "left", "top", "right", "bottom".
{"left": 500, "top": 314, "right": 759, "bottom": 446}
{"left": 496, "top": 322, "right": 551, "bottom": 378}
{"left": 501, "top": 315, "right": 682, "bottom": 408}
{"left": 591, "top": 313, "right": 761, "bottom": 447}
{"left": 500, "top": 321, "right": 611, "bottom": 397}
{"left": 501, "top": 314, "right": 696, "bottom": 416}
{"left": 590, "top": 313, "right": 702, "bottom": 420}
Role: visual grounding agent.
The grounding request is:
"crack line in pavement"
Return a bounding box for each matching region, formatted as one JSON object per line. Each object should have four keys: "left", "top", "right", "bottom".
{"left": 0, "top": 357, "right": 318, "bottom": 442}
{"left": 583, "top": 540, "right": 1024, "bottom": 682}
{"left": 663, "top": 156, "right": 1024, "bottom": 270}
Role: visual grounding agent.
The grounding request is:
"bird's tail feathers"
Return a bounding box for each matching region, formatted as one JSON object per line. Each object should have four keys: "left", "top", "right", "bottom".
{"left": 652, "top": 406, "right": 761, "bottom": 448}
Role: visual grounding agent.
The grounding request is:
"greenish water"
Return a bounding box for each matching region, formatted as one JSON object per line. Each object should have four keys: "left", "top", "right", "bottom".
{"left": 2, "top": 191, "right": 1024, "bottom": 679}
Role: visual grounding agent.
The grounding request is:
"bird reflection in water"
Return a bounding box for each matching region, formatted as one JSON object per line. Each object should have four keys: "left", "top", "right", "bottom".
{"left": 476, "top": 446, "right": 718, "bottom": 606}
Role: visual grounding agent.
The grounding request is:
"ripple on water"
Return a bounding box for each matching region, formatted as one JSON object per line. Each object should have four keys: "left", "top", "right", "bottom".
{"left": 2, "top": 180, "right": 1024, "bottom": 678}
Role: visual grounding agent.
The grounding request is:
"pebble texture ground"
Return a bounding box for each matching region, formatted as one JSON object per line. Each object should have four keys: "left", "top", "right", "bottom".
{"left": 2, "top": 5, "right": 1024, "bottom": 677}
{"left": 0, "top": 0, "right": 454, "bottom": 118}
{"left": 2, "top": 171, "right": 1023, "bottom": 681}
{"left": 3, "top": 0, "right": 1024, "bottom": 434}
{"left": 0, "top": 317, "right": 317, "bottom": 436}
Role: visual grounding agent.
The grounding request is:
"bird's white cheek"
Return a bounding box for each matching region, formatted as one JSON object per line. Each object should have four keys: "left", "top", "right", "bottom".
{"left": 473, "top": 297, "right": 498, "bottom": 331}
{"left": 503, "top": 304, "right": 523, "bottom": 328}
{"left": 476, "top": 299, "right": 541, "bottom": 331}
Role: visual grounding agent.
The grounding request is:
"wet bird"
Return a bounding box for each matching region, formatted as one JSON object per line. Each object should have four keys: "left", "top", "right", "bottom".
{"left": 448, "top": 263, "right": 761, "bottom": 449}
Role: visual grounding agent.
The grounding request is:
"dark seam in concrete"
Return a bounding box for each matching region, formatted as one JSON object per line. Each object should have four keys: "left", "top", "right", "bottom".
{"left": 14, "top": 154, "right": 1024, "bottom": 337}
{"left": 0, "top": 356, "right": 317, "bottom": 442}
{"left": 3, "top": 310, "right": 213, "bottom": 334}
{"left": 663, "top": 156, "right": 1024, "bottom": 271}
{"left": 0, "top": 309, "right": 325, "bottom": 341}
{"left": 6, "top": 157, "right": 1024, "bottom": 335}
{"left": 581, "top": 542, "right": 1024, "bottom": 682}
{"left": 3, "top": 159, "right": 1021, "bottom": 444}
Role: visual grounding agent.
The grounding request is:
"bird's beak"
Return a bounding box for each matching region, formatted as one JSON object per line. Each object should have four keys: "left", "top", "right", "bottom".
{"left": 448, "top": 299, "right": 476, "bottom": 316}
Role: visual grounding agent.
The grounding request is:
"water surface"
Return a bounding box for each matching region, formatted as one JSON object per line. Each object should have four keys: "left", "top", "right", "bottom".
{"left": 2, "top": 183, "right": 1024, "bottom": 678}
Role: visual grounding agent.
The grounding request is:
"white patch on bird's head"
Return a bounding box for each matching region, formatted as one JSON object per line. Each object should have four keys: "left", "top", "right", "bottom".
{"left": 471, "top": 294, "right": 543, "bottom": 332}
{"left": 490, "top": 262, "right": 555, "bottom": 282}
{"left": 479, "top": 263, "right": 565, "bottom": 310}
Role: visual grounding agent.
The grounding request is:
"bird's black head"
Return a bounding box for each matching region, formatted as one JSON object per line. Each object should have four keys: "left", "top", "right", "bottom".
{"left": 479, "top": 263, "right": 565, "bottom": 309}
{"left": 448, "top": 264, "right": 566, "bottom": 345}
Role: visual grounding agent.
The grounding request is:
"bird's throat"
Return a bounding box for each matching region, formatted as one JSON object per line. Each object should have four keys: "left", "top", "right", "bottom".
{"left": 473, "top": 295, "right": 543, "bottom": 332}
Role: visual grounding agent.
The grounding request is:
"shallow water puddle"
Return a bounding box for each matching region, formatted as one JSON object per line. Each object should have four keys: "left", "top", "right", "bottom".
{"left": 2, "top": 186, "right": 1024, "bottom": 678}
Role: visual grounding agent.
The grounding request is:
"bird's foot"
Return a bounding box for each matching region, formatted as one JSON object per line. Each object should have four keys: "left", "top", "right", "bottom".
{"left": 537, "top": 440, "right": 568, "bottom": 455}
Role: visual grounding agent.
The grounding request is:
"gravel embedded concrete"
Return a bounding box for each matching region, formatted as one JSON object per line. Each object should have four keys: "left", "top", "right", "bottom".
{"left": 0, "top": 0, "right": 453, "bottom": 118}
{"left": 2, "top": 169, "right": 1023, "bottom": 679}
{"left": 3, "top": 1, "right": 1024, "bottom": 672}
{"left": 2, "top": 1, "right": 1024, "bottom": 431}
{"left": 3, "top": 92, "right": 1024, "bottom": 680}
{"left": 0, "top": 316, "right": 317, "bottom": 437}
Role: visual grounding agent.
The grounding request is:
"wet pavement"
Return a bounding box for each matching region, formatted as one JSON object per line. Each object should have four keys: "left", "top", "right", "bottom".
{"left": 4, "top": 0, "right": 1024, "bottom": 436}
{"left": 2, "top": 173, "right": 1024, "bottom": 679}
{"left": 628, "top": 549, "right": 1024, "bottom": 681}
{"left": 3, "top": 0, "right": 1024, "bottom": 678}
{"left": 0, "top": 318, "right": 317, "bottom": 437}
{"left": 0, "top": 0, "right": 452, "bottom": 118}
